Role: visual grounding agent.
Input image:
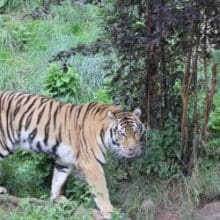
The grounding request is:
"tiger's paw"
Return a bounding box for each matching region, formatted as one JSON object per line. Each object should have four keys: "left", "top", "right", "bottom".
{"left": 100, "top": 210, "right": 112, "bottom": 220}
{"left": 0, "top": 186, "right": 7, "bottom": 194}
{"left": 51, "top": 195, "right": 68, "bottom": 204}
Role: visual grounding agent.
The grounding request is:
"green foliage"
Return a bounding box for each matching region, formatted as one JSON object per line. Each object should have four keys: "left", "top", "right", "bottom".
{"left": 209, "top": 95, "right": 220, "bottom": 131}
{"left": 92, "top": 87, "right": 112, "bottom": 104}
{"left": 0, "top": 151, "right": 52, "bottom": 198}
{"left": 44, "top": 64, "right": 80, "bottom": 100}
{"left": 134, "top": 118, "right": 180, "bottom": 179}
{"left": 66, "top": 177, "right": 92, "bottom": 206}
{"left": 0, "top": 199, "right": 93, "bottom": 220}
{"left": 0, "top": 0, "right": 42, "bottom": 12}
{"left": 51, "top": 2, "right": 101, "bottom": 43}
{"left": 206, "top": 95, "right": 220, "bottom": 159}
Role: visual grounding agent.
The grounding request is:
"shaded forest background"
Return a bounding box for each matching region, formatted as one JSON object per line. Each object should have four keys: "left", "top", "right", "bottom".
{"left": 0, "top": 0, "right": 219, "bottom": 219}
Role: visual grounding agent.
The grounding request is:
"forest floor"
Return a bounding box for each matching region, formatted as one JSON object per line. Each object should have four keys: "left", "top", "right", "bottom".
{"left": 0, "top": 194, "right": 220, "bottom": 220}
{"left": 155, "top": 202, "right": 220, "bottom": 220}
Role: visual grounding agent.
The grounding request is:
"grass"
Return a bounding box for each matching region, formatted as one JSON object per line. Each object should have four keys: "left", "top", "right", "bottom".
{"left": 0, "top": 198, "right": 93, "bottom": 220}
{"left": 0, "top": 1, "right": 102, "bottom": 94}
{"left": 111, "top": 160, "right": 220, "bottom": 219}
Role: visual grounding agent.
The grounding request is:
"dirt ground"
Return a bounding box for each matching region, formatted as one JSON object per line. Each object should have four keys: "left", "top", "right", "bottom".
{"left": 154, "top": 202, "right": 220, "bottom": 220}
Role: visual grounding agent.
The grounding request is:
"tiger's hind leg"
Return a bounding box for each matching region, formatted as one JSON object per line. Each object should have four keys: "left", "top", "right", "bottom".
{"left": 50, "top": 162, "right": 73, "bottom": 202}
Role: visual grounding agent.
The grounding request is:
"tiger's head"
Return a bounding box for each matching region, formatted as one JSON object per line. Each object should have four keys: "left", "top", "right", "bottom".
{"left": 106, "top": 108, "right": 145, "bottom": 158}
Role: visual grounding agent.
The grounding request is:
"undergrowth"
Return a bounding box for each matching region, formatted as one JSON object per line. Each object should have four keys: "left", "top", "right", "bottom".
{"left": 0, "top": 199, "right": 93, "bottom": 220}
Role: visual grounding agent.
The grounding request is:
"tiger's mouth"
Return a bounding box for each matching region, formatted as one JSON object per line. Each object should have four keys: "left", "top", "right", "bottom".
{"left": 127, "top": 149, "right": 137, "bottom": 156}
{"left": 120, "top": 148, "right": 141, "bottom": 158}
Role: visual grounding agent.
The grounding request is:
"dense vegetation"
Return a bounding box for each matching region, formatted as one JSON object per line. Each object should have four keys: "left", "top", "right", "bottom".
{"left": 0, "top": 0, "right": 219, "bottom": 219}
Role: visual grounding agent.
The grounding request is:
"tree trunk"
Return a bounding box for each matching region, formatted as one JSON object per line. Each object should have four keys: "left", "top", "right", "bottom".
{"left": 145, "top": 1, "right": 157, "bottom": 128}
{"left": 180, "top": 36, "right": 193, "bottom": 174}
{"left": 187, "top": 23, "right": 200, "bottom": 175}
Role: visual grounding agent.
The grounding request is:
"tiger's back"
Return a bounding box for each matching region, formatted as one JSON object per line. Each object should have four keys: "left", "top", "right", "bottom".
{"left": 0, "top": 92, "right": 114, "bottom": 160}
{"left": 0, "top": 91, "right": 75, "bottom": 160}
{"left": 0, "top": 91, "right": 145, "bottom": 219}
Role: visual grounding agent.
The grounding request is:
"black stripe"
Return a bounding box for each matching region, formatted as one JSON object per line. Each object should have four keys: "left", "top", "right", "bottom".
{"left": 43, "top": 101, "right": 53, "bottom": 146}
{"left": 23, "top": 94, "right": 33, "bottom": 106}
{"left": 68, "top": 129, "right": 72, "bottom": 144}
{"left": 0, "top": 95, "right": 5, "bottom": 140}
{"left": 58, "top": 125, "right": 62, "bottom": 143}
{"left": 6, "top": 93, "right": 16, "bottom": 144}
{"left": 94, "top": 107, "right": 101, "bottom": 116}
{"left": 18, "top": 97, "right": 38, "bottom": 131}
{"left": 98, "top": 143, "right": 106, "bottom": 157}
{"left": 110, "top": 128, "right": 113, "bottom": 139}
{"left": 81, "top": 132, "right": 89, "bottom": 155}
{"left": 92, "top": 149, "right": 104, "bottom": 166}
{"left": 37, "top": 105, "right": 46, "bottom": 125}
{"left": 55, "top": 163, "right": 68, "bottom": 172}
{"left": 64, "top": 107, "right": 68, "bottom": 128}
{"left": 78, "top": 127, "right": 88, "bottom": 158}
{"left": 5, "top": 93, "right": 16, "bottom": 145}
{"left": 1, "top": 140, "right": 14, "bottom": 154}
{"left": 40, "top": 97, "right": 50, "bottom": 104}
{"left": 53, "top": 105, "right": 60, "bottom": 129}
{"left": 36, "top": 141, "right": 42, "bottom": 152}
{"left": 51, "top": 140, "right": 59, "bottom": 156}
{"left": 76, "top": 151, "right": 80, "bottom": 160}
{"left": 14, "top": 92, "right": 24, "bottom": 101}
{"left": 112, "top": 140, "right": 120, "bottom": 146}
{"left": 0, "top": 139, "right": 7, "bottom": 151}
{"left": 69, "top": 104, "right": 75, "bottom": 116}
{"left": 14, "top": 93, "right": 27, "bottom": 117}
{"left": 81, "top": 103, "right": 93, "bottom": 129}
{"left": 25, "top": 110, "right": 35, "bottom": 130}
{"left": 90, "top": 103, "right": 99, "bottom": 116}
{"left": 9, "top": 112, "right": 17, "bottom": 143}
{"left": 75, "top": 105, "right": 83, "bottom": 123}
{"left": 113, "top": 125, "right": 118, "bottom": 134}
{"left": 87, "top": 102, "right": 96, "bottom": 111}
{"left": 44, "top": 122, "right": 49, "bottom": 146}
{"left": 28, "top": 128, "right": 37, "bottom": 143}
{"left": 100, "top": 128, "right": 106, "bottom": 149}
{"left": 14, "top": 95, "right": 26, "bottom": 117}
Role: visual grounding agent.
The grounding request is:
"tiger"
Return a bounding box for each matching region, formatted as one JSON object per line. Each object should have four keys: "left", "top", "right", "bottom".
{"left": 0, "top": 91, "right": 145, "bottom": 219}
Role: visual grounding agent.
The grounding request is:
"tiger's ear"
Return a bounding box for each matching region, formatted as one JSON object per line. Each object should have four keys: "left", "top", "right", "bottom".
{"left": 107, "top": 111, "right": 117, "bottom": 122}
{"left": 133, "top": 108, "right": 141, "bottom": 118}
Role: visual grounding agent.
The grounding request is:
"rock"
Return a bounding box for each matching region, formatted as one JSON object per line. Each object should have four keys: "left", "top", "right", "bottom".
{"left": 140, "top": 198, "right": 155, "bottom": 212}
{"left": 154, "top": 209, "right": 181, "bottom": 220}
{"left": 195, "top": 202, "right": 220, "bottom": 220}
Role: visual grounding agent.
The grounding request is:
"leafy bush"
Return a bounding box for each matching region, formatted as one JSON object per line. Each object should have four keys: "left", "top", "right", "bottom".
{"left": 0, "top": 151, "right": 52, "bottom": 198}
{"left": 66, "top": 176, "right": 92, "bottom": 206}
{"left": 134, "top": 118, "right": 180, "bottom": 179}
{"left": 92, "top": 87, "right": 112, "bottom": 104}
{"left": 0, "top": 0, "right": 40, "bottom": 12}
{"left": 44, "top": 64, "right": 80, "bottom": 100}
{"left": 0, "top": 199, "right": 93, "bottom": 220}
{"left": 209, "top": 95, "right": 220, "bottom": 132}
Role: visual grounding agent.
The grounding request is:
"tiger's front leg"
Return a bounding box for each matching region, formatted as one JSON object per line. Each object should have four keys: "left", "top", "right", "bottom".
{"left": 50, "top": 162, "right": 73, "bottom": 202}
{"left": 79, "top": 158, "right": 113, "bottom": 219}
